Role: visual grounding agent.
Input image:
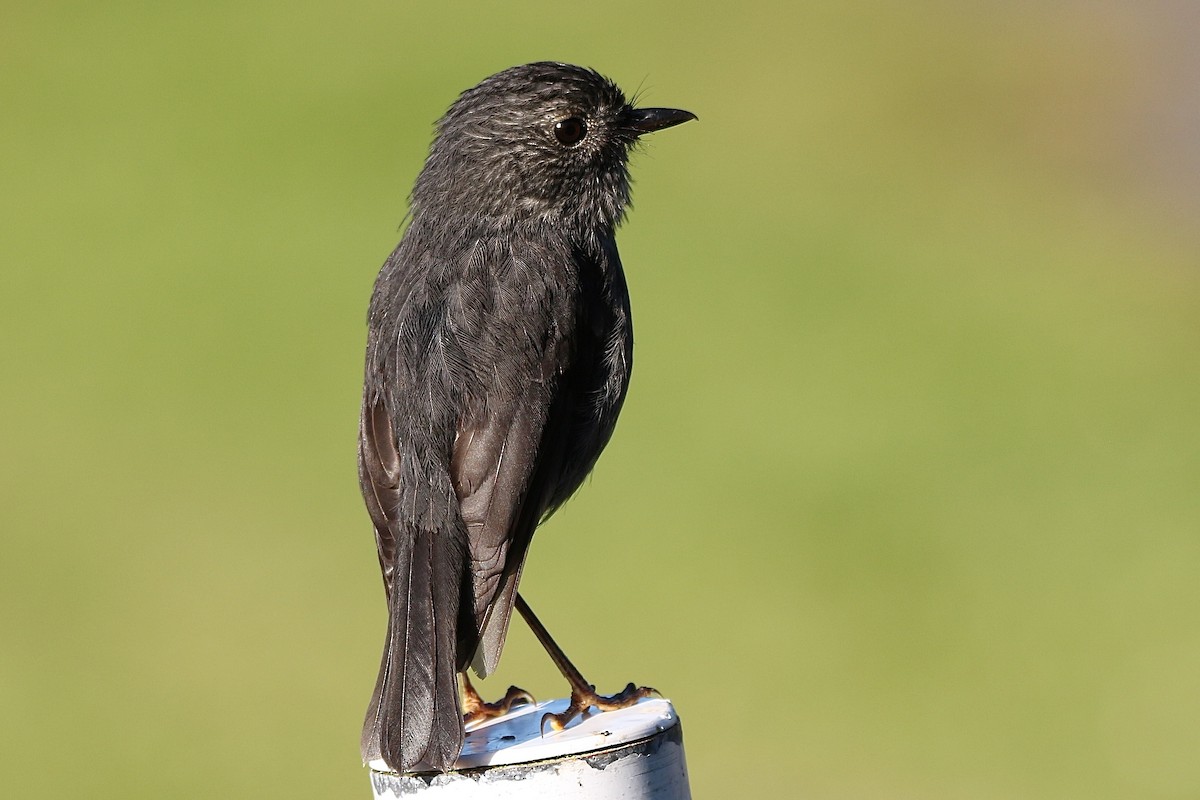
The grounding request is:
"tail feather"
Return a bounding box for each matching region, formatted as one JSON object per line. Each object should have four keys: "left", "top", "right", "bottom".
{"left": 362, "top": 525, "right": 465, "bottom": 772}
{"left": 427, "top": 524, "right": 466, "bottom": 768}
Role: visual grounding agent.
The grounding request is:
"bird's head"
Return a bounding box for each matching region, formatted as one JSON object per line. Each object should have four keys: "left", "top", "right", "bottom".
{"left": 411, "top": 62, "right": 695, "bottom": 232}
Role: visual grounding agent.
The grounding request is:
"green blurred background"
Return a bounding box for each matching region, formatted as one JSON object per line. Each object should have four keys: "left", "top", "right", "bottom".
{"left": 4, "top": 2, "right": 1199, "bottom": 797}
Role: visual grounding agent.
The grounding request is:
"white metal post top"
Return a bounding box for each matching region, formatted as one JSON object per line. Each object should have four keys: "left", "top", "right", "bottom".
{"left": 367, "top": 697, "right": 690, "bottom": 799}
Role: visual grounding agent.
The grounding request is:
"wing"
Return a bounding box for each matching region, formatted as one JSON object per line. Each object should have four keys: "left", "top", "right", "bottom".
{"left": 451, "top": 382, "right": 557, "bottom": 677}
{"left": 454, "top": 234, "right": 634, "bottom": 677}
{"left": 443, "top": 238, "right": 576, "bottom": 677}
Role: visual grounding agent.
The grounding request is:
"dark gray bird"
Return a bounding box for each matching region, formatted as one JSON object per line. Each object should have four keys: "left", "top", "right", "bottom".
{"left": 358, "top": 62, "right": 694, "bottom": 774}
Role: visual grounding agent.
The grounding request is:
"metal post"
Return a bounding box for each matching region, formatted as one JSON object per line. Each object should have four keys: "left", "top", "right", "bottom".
{"left": 368, "top": 697, "right": 690, "bottom": 799}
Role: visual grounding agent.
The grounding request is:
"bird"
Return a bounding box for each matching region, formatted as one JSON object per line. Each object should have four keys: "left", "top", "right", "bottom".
{"left": 357, "top": 61, "right": 695, "bottom": 774}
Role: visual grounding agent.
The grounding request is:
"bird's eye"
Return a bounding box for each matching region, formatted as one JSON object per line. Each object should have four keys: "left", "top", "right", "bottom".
{"left": 553, "top": 117, "right": 587, "bottom": 146}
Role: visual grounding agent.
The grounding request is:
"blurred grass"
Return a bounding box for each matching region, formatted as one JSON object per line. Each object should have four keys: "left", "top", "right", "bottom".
{"left": 3, "top": 1, "right": 1199, "bottom": 798}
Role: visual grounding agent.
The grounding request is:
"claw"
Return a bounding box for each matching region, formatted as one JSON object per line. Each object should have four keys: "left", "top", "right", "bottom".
{"left": 539, "top": 681, "right": 657, "bottom": 734}
{"left": 462, "top": 673, "right": 534, "bottom": 726}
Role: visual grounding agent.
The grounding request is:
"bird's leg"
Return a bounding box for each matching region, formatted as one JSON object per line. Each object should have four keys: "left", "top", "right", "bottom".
{"left": 461, "top": 672, "right": 534, "bottom": 726}
{"left": 514, "top": 593, "right": 658, "bottom": 734}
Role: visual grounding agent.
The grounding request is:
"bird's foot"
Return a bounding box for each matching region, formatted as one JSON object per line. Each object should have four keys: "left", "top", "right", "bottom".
{"left": 540, "top": 682, "right": 659, "bottom": 734}
{"left": 461, "top": 673, "right": 534, "bottom": 726}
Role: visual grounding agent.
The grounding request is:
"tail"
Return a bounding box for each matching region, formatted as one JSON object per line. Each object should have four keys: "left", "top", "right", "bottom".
{"left": 361, "top": 524, "right": 465, "bottom": 773}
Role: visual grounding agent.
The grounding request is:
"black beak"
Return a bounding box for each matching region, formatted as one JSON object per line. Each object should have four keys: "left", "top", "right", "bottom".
{"left": 624, "top": 107, "right": 698, "bottom": 134}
